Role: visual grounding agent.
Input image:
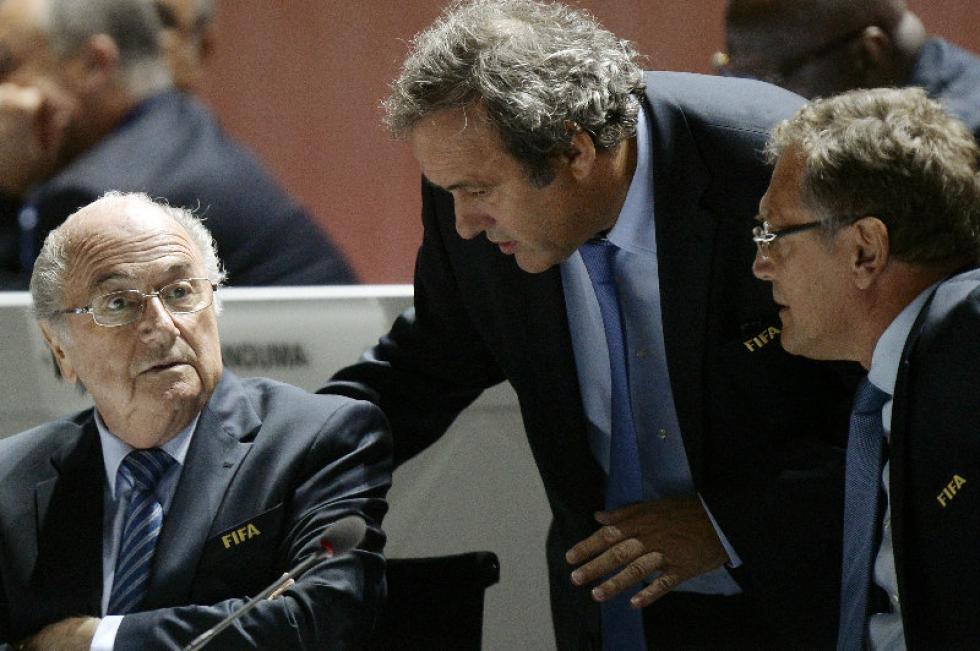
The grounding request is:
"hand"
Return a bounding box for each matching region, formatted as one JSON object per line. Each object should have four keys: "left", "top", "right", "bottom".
{"left": 0, "top": 81, "right": 72, "bottom": 196}
{"left": 19, "top": 616, "right": 100, "bottom": 651}
{"left": 565, "top": 495, "right": 729, "bottom": 608}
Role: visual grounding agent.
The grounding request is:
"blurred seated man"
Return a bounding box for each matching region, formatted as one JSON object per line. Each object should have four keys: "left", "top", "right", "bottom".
{"left": 0, "top": 0, "right": 356, "bottom": 290}
{"left": 717, "top": 0, "right": 980, "bottom": 139}
{"left": 0, "top": 192, "right": 390, "bottom": 649}
{"left": 754, "top": 87, "right": 980, "bottom": 648}
{"left": 154, "top": 0, "right": 216, "bottom": 92}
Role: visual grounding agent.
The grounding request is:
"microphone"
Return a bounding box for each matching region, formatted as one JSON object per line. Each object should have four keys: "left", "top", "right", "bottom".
{"left": 182, "top": 515, "right": 367, "bottom": 651}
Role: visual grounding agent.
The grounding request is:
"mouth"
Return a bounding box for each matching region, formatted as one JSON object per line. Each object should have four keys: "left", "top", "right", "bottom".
{"left": 140, "top": 360, "right": 189, "bottom": 375}
{"left": 492, "top": 240, "right": 517, "bottom": 255}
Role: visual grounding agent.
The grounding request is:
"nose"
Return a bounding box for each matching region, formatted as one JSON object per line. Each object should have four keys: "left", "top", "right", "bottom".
{"left": 752, "top": 248, "right": 774, "bottom": 280}
{"left": 453, "top": 198, "right": 493, "bottom": 240}
{"left": 137, "top": 295, "right": 180, "bottom": 344}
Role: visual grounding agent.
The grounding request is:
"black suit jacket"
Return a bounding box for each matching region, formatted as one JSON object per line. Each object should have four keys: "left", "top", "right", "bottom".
{"left": 909, "top": 38, "right": 980, "bottom": 142}
{"left": 888, "top": 269, "right": 980, "bottom": 649}
{"left": 325, "top": 72, "right": 855, "bottom": 648}
{"left": 0, "top": 90, "right": 354, "bottom": 289}
{"left": 0, "top": 371, "right": 391, "bottom": 650}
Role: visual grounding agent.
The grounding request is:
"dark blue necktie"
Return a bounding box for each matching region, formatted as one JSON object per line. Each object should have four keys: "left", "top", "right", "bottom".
{"left": 580, "top": 239, "right": 647, "bottom": 651}
{"left": 108, "top": 448, "right": 175, "bottom": 615}
{"left": 837, "top": 377, "right": 891, "bottom": 651}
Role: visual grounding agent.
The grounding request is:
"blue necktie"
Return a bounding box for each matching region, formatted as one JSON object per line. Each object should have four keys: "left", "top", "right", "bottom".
{"left": 107, "top": 448, "right": 175, "bottom": 615}
{"left": 580, "top": 239, "right": 647, "bottom": 651}
{"left": 837, "top": 377, "right": 891, "bottom": 651}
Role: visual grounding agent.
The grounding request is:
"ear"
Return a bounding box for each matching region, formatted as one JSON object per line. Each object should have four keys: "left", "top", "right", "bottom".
{"left": 39, "top": 321, "right": 78, "bottom": 384}
{"left": 560, "top": 124, "right": 598, "bottom": 181}
{"left": 64, "top": 34, "right": 121, "bottom": 94}
{"left": 849, "top": 216, "right": 890, "bottom": 290}
{"left": 854, "top": 26, "right": 897, "bottom": 85}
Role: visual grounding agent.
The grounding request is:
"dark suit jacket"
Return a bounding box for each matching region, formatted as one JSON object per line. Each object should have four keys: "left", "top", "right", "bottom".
{"left": 0, "top": 371, "right": 391, "bottom": 650}
{"left": 889, "top": 269, "right": 980, "bottom": 649}
{"left": 909, "top": 37, "right": 980, "bottom": 142}
{"left": 0, "top": 90, "right": 354, "bottom": 289}
{"left": 325, "top": 72, "right": 855, "bottom": 649}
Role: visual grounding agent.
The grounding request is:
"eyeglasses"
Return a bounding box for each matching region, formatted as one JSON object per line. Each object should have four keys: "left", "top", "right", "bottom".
{"left": 56, "top": 277, "right": 217, "bottom": 327}
{"left": 752, "top": 220, "right": 824, "bottom": 259}
{"left": 713, "top": 26, "right": 869, "bottom": 87}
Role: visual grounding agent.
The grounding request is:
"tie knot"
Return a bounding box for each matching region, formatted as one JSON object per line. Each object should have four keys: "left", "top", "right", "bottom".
{"left": 579, "top": 238, "right": 617, "bottom": 286}
{"left": 120, "top": 448, "right": 174, "bottom": 493}
{"left": 852, "top": 377, "right": 890, "bottom": 416}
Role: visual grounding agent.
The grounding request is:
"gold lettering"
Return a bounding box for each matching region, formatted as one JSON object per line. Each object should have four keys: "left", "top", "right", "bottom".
{"left": 744, "top": 326, "right": 782, "bottom": 352}
{"left": 743, "top": 340, "right": 756, "bottom": 352}
{"left": 222, "top": 533, "right": 234, "bottom": 549}
{"left": 937, "top": 492, "right": 948, "bottom": 507}
{"left": 247, "top": 523, "right": 261, "bottom": 539}
{"left": 954, "top": 474, "right": 967, "bottom": 489}
{"left": 767, "top": 326, "right": 781, "bottom": 338}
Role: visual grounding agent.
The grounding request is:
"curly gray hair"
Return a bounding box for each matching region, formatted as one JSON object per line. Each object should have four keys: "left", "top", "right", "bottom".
{"left": 767, "top": 86, "right": 980, "bottom": 267}
{"left": 383, "top": 0, "right": 645, "bottom": 186}
{"left": 31, "top": 191, "right": 227, "bottom": 334}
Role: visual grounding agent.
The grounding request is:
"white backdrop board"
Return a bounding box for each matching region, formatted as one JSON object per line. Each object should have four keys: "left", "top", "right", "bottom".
{"left": 0, "top": 286, "right": 555, "bottom": 650}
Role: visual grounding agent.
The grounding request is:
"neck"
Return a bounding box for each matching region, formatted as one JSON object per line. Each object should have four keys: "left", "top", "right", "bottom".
{"left": 856, "top": 261, "right": 948, "bottom": 369}
{"left": 591, "top": 136, "right": 638, "bottom": 236}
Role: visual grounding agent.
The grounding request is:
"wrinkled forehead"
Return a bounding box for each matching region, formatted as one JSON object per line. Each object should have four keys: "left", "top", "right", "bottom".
{"left": 63, "top": 201, "right": 204, "bottom": 296}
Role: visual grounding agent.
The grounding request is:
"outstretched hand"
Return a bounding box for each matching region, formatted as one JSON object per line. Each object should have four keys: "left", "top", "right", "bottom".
{"left": 565, "top": 495, "right": 729, "bottom": 608}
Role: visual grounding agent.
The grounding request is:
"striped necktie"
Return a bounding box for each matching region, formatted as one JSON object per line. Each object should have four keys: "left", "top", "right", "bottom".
{"left": 107, "top": 448, "right": 175, "bottom": 615}
{"left": 837, "top": 377, "right": 891, "bottom": 651}
{"left": 580, "top": 239, "right": 647, "bottom": 651}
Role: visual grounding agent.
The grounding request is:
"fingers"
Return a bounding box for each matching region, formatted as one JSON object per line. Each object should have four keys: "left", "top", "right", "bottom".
{"left": 570, "top": 536, "right": 646, "bottom": 586}
{"left": 565, "top": 523, "right": 627, "bottom": 565}
{"left": 589, "top": 549, "right": 666, "bottom": 602}
{"left": 630, "top": 571, "right": 680, "bottom": 608}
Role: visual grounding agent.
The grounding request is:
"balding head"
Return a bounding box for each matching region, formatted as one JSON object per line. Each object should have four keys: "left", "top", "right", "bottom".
{"left": 720, "top": 0, "right": 925, "bottom": 98}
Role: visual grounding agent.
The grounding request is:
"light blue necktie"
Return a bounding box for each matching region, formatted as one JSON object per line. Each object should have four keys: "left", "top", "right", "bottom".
{"left": 837, "top": 377, "right": 890, "bottom": 651}
{"left": 107, "top": 448, "right": 175, "bottom": 615}
{"left": 580, "top": 239, "right": 647, "bottom": 651}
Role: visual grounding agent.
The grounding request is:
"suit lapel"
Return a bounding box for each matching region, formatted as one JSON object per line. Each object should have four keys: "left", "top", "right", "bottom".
{"left": 143, "top": 372, "right": 257, "bottom": 608}
{"left": 34, "top": 418, "right": 105, "bottom": 616}
{"left": 644, "top": 92, "right": 715, "bottom": 483}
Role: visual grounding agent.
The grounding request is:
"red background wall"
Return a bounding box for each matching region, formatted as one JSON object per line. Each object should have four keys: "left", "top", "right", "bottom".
{"left": 198, "top": 1, "right": 980, "bottom": 283}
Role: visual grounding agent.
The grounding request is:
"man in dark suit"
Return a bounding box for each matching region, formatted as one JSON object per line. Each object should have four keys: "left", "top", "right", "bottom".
{"left": 717, "top": 0, "right": 980, "bottom": 141}
{"left": 753, "top": 86, "right": 980, "bottom": 649}
{"left": 0, "top": 192, "right": 390, "bottom": 649}
{"left": 0, "top": 0, "right": 355, "bottom": 290}
{"left": 322, "top": 1, "right": 854, "bottom": 648}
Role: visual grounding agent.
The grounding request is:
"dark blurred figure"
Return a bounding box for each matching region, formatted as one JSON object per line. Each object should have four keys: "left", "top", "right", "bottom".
{"left": 155, "top": 0, "right": 216, "bottom": 92}
{"left": 716, "top": 0, "right": 980, "bottom": 139}
{"left": 0, "top": 0, "right": 356, "bottom": 290}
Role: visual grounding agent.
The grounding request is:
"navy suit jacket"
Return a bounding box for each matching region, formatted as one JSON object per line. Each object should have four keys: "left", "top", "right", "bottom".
{"left": 0, "top": 371, "right": 391, "bottom": 650}
{"left": 325, "top": 71, "right": 856, "bottom": 649}
{"left": 888, "top": 269, "right": 980, "bottom": 649}
{"left": 0, "top": 90, "right": 354, "bottom": 289}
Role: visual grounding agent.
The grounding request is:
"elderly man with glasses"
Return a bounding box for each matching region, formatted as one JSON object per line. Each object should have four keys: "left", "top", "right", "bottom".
{"left": 0, "top": 192, "right": 391, "bottom": 650}
{"left": 753, "top": 86, "right": 980, "bottom": 649}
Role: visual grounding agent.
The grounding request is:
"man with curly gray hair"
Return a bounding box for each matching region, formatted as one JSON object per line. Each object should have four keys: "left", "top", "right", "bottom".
{"left": 325, "top": 1, "right": 854, "bottom": 647}
{"left": 753, "top": 87, "right": 980, "bottom": 649}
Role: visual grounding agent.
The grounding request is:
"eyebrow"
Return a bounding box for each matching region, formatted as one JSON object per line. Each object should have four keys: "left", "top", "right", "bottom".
{"left": 91, "top": 264, "right": 195, "bottom": 292}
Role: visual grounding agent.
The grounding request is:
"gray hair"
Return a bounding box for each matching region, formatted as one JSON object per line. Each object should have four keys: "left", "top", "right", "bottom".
{"left": 383, "top": 0, "right": 645, "bottom": 186}
{"left": 767, "top": 86, "right": 980, "bottom": 267}
{"left": 31, "top": 191, "right": 227, "bottom": 334}
{"left": 46, "top": 0, "right": 171, "bottom": 95}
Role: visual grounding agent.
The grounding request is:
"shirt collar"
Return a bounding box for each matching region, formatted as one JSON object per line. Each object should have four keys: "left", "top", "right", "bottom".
{"left": 605, "top": 106, "right": 656, "bottom": 255}
{"left": 868, "top": 281, "right": 940, "bottom": 395}
{"left": 96, "top": 410, "right": 198, "bottom": 500}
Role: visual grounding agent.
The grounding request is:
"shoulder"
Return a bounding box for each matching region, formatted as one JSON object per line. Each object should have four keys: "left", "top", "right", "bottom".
{"left": 0, "top": 412, "right": 90, "bottom": 479}
{"left": 642, "top": 71, "right": 805, "bottom": 137}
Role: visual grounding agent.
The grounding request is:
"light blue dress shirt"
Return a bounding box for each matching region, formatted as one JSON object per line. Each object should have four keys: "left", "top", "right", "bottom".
{"left": 560, "top": 107, "right": 740, "bottom": 595}
{"left": 866, "top": 282, "right": 939, "bottom": 651}
{"left": 90, "top": 412, "right": 197, "bottom": 651}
